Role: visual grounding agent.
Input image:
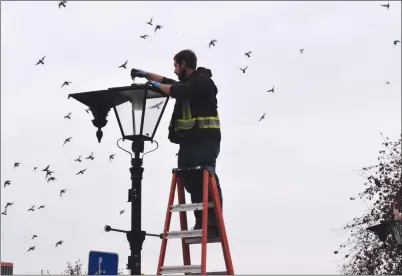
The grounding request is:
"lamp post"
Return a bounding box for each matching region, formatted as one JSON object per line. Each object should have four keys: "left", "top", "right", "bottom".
{"left": 68, "top": 82, "right": 169, "bottom": 275}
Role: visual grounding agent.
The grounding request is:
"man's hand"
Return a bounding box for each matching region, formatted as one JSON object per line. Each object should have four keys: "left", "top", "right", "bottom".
{"left": 148, "top": 80, "right": 161, "bottom": 89}
{"left": 130, "top": 68, "right": 147, "bottom": 79}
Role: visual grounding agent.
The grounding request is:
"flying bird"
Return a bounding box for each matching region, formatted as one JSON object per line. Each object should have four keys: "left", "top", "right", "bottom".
{"left": 14, "top": 162, "right": 20, "bottom": 169}
{"left": 61, "top": 81, "right": 71, "bottom": 88}
{"left": 385, "top": 81, "right": 390, "bottom": 84}
{"left": 245, "top": 51, "right": 252, "bottom": 57}
{"left": 86, "top": 152, "right": 94, "bottom": 160}
{"left": 350, "top": 197, "right": 355, "bottom": 200}
{"left": 59, "top": 0, "right": 67, "bottom": 8}
{"left": 120, "top": 210, "right": 125, "bottom": 215}
{"left": 63, "top": 137, "right": 72, "bottom": 145}
{"left": 34, "top": 167, "right": 37, "bottom": 171}
{"left": 140, "top": 35, "right": 149, "bottom": 39}
{"left": 380, "top": 1, "right": 389, "bottom": 9}
{"left": 209, "top": 39, "right": 217, "bottom": 48}
{"left": 146, "top": 17, "right": 153, "bottom": 26}
{"left": 55, "top": 240, "right": 64, "bottom": 247}
{"left": 45, "top": 170, "right": 54, "bottom": 179}
{"left": 28, "top": 206, "right": 36, "bottom": 212}
{"left": 259, "top": 113, "right": 266, "bottom": 122}
{"left": 154, "top": 24, "right": 163, "bottom": 33}
{"left": 149, "top": 101, "right": 164, "bottom": 109}
{"left": 267, "top": 86, "right": 275, "bottom": 93}
{"left": 85, "top": 108, "right": 90, "bottom": 113}
{"left": 299, "top": 49, "right": 304, "bottom": 54}
{"left": 38, "top": 205, "right": 46, "bottom": 209}
{"left": 32, "top": 235, "right": 38, "bottom": 240}
{"left": 74, "top": 155, "right": 82, "bottom": 162}
{"left": 42, "top": 165, "right": 50, "bottom": 172}
{"left": 394, "top": 40, "right": 400, "bottom": 46}
{"left": 76, "top": 169, "right": 87, "bottom": 175}
{"left": 47, "top": 177, "right": 57, "bottom": 183}
{"left": 4, "top": 202, "right": 14, "bottom": 209}
{"left": 64, "top": 112, "right": 72, "bottom": 119}
{"left": 27, "top": 246, "right": 36, "bottom": 252}
{"left": 60, "top": 189, "right": 67, "bottom": 197}
{"left": 4, "top": 180, "right": 11, "bottom": 188}
{"left": 239, "top": 66, "right": 248, "bottom": 74}
{"left": 119, "top": 60, "right": 128, "bottom": 69}
{"left": 109, "top": 154, "right": 115, "bottom": 162}
{"left": 1, "top": 210, "right": 7, "bottom": 215}
{"left": 35, "top": 56, "right": 46, "bottom": 65}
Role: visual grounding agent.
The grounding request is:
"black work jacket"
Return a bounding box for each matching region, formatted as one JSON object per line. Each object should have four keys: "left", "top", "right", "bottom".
{"left": 161, "top": 67, "right": 221, "bottom": 145}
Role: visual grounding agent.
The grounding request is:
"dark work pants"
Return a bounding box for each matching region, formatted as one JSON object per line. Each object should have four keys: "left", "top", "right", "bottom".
{"left": 177, "top": 140, "right": 223, "bottom": 227}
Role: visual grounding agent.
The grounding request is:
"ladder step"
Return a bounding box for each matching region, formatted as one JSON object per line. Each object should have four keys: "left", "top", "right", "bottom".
{"left": 184, "top": 237, "right": 221, "bottom": 244}
{"left": 188, "top": 272, "right": 228, "bottom": 275}
{"left": 170, "top": 202, "right": 214, "bottom": 212}
{"left": 166, "top": 230, "right": 202, "bottom": 239}
{"left": 160, "top": 265, "right": 201, "bottom": 274}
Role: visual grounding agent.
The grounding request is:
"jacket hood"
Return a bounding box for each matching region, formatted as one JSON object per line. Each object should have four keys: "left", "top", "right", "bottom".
{"left": 196, "top": 67, "right": 212, "bottom": 78}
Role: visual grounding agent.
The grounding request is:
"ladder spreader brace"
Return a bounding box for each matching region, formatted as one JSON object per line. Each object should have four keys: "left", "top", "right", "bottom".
{"left": 157, "top": 166, "right": 235, "bottom": 275}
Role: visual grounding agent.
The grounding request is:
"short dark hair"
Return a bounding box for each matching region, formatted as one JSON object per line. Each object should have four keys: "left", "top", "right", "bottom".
{"left": 174, "top": 49, "right": 197, "bottom": 69}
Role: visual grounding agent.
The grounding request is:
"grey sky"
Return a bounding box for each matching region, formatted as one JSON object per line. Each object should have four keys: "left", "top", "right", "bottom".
{"left": 1, "top": 1, "right": 401, "bottom": 274}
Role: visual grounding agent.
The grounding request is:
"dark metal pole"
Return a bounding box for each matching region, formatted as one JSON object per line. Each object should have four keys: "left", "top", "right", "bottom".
{"left": 126, "top": 140, "right": 145, "bottom": 275}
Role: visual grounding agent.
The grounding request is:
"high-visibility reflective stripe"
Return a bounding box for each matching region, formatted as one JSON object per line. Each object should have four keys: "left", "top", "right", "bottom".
{"left": 176, "top": 101, "right": 220, "bottom": 130}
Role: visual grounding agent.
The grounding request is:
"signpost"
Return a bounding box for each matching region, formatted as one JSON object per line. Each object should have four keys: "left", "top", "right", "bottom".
{"left": 88, "top": 250, "right": 119, "bottom": 275}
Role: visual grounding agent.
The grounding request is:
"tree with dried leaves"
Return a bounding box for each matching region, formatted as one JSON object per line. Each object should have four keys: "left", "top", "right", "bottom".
{"left": 335, "top": 133, "right": 402, "bottom": 275}
{"left": 61, "top": 259, "right": 126, "bottom": 275}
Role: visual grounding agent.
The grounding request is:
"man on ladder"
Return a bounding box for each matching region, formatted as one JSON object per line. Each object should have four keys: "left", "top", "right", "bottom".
{"left": 130, "top": 49, "right": 223, "bottom": 238}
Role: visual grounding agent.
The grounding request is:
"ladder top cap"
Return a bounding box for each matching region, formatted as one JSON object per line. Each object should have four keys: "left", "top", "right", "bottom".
{"left": 172, "top": 166, "right": 211, "bottom": 172}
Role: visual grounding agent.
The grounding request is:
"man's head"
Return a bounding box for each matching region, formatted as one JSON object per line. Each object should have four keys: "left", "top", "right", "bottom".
{"left": 173, "top": 49, "right": 197, "bottom": 81}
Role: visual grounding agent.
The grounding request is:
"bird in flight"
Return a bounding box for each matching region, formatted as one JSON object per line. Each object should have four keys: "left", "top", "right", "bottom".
{"left": 245, "top": 51, "right": 252, "bottom": 58}
{"left": 4, "top": 202, "right": 14, "bottom": 209}
{"left": 1, "top": 210, "right": 7, "bottom": 215}
{"left": 38, "top": 205, "right": 46, "bottom": 209}
{"left": 209, "top": 39, "right": 217, "bottom": 48}
{"left": 35, "top": 56, "right": 46, "bottom": 65}
{"left": 259, "top": 113, "right": 266, "bottom": 122}
{"left": 64, "top": 112, "right": 72, "bottom": 119}
{"left": 140, "top": 35, "right": 149, "bottom": 39}
{"left": 34, "top": 167, "right": 38, "bottom": 171}
{"left": 119, "top": 60, "right": 128, "bottom": 69}
{"left": 380, "top": 1, "right": 389, "bottom": 9}
{"left": 74, "top": 155, "right": 82, "bottom": 162}
{"left": 45, "top": 170, "right": 54, "bottom": 179}
{"left": 77, "top": 169, "right": 87, "bottom": 175}
{"left": 27, "top": 246, "right": 36, "bottom": 252}
{"left": 267, "top": 86, "right": 275, "bottom": 93}
{"left": 120, "top": 210, "right": 125, "bottom": 215}
{"left": 59, "top": 0, "right": 67, "bottom": 8}
{"left": 385, "top": 81, "right": 390, "bottom": 84}
{"left": 4, "top": 180, "right": 11, "bottom": 188}
{"left": 109, "top": 154, "right": 115, "bottom": 162}
{"left": 55, "top": 240, "right": 64, "bottom": 247}
{"left": 146, "top": 17, "right": 153, "bottom": 26}
{"left": 47, "top": 177, "right": 57, "bottom": 183}
{"left": 61, "top": 81, "right": 71, "bottom": 88}
{"left": 86, "top": 152, "right": 94, "bottom": 160}
{"left": 239, "top": 66, "right": 248, "bottom": 74}
{"left": 85, "top": 108, "right": 90, "bottom": 114}
{"left": 28, "top": 205, "right": 36, "bottom": 212}
{"left": 14, "top": 162, "right": 20, "bottom": 169}
{"left": 42, "top": 165, "right": 50, "bottom": 172}
{"left": 394, "top": 40, "right": 400, "bottom": 46}
{"left": 299, "top": 49, "right": 304, "bottom": 54}
{"left": 149, "top": 100, "right": 164, "bottom": 110}
{"left": 32, "top": 235, "right": 38, "bottom": 240}
{"left": 60, "top": 189, "right": 67, "bottom": 197}
{"left": 63, "top": 137, "right": 72, "bottom": 145}
{"left": 154, "top": 25, "right": 163, "bottom": 33}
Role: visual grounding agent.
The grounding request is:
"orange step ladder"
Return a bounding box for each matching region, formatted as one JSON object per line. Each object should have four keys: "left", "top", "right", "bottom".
{"left": 156, "top": 166, "right": 235, "bottom": 275}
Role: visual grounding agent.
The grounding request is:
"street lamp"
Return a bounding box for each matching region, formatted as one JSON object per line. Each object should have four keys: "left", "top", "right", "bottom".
{"left": 68, "top": 82, "right": 169, "bottom": 275}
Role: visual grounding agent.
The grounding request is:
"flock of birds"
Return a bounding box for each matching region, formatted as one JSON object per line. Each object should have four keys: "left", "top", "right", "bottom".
{"left": 1, "top": 0, "right": 400, "bottom": 272}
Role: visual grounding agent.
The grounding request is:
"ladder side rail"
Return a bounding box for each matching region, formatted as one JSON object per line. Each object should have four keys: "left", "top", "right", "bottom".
{"left": 157, "top": 172, "right": 178, "bottom": 275}
{"left": 177, "top": 176, "right": 191, "bottom": 266}
{"left": 201, "top": 169, "right": 210, "bottom": 275}
{"left": 209, "top": 173, "right": 235, "bottom": 275}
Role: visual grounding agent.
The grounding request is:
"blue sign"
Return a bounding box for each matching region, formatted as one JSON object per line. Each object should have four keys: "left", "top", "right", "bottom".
{"left": 88, "top": 250, "right": 119, "bottom": 275}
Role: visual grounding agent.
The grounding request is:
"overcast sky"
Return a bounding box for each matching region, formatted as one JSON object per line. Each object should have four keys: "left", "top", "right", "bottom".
{"left": 1, "top": 1, "right": 401, "bottom": 274}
